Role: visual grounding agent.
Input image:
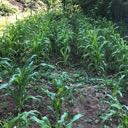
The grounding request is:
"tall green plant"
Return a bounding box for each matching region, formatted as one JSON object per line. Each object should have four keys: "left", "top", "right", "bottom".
{"left": 0, "top": 55, "right": 39, "bottom": 111}
{"left": 0, "top": 57, "right": 15, "bottom": 78}
{"left": 55, "top": 17, "right": 73, "bottom": 65}
{"left": 101, "top": 94, "right": 128, "bottom": 128}
{"left": 77, "top": 20, "right": 105, "bottom": 72}
{"left": 1, "top": 110, "right": 39, "bottom": 128}
{"left": 32, "top": 112, "right": 82, "bottom": 128}
{"left": 0, "top": 12, "right": 52, "bottom": 62}
{"left": 42, "top": 72, "right": 72, "bottom": 119}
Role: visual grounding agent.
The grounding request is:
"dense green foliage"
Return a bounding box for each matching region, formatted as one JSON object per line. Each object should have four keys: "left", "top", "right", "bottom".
{"left": 0, "top": 1, "right": 128, "bottom": 127}
{"left": 1, "top": 11, "right": 128, "bottom": 87}
{"left": 75, "top": 0, "right": 112, "bottom": 16}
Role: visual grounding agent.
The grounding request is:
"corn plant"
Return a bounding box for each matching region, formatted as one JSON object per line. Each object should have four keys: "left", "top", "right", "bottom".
{"left": 42, "top": 72, "right": 72, "bottom": 119}
{"left": 32, "top": 112, "right": 82, "bottom": 128}
{"left": 1, "top": 110, "right": 82, "bottom": 128}
{"left": 28, "top": 13, "right": 52, "bottom": 60}
{"left": 77, "top": 26, "right": 105, "bottom": 72}
{"left": 0, "top": 55, "right": 40, "bottom": 112}
{"left": 0, "top": 110, "right": 39, "bottom": 128}
{"left": 104, "top": 78, "right": 122, "bottom": 97}
{"left": 0, "top": 23, "right": 30, "bottom": 63}
{"left": 30, "top": 31, "right": 51, "bottom": 60}
{"left": 55, "top": 17, "right": 73, "bottom": 65}
{"left": 0, "top": 57, "right": 15, "bottom": 78}
{"left": 93, "top": 19, "right": 128, "bottom": 75}
{"left": 42, "top": 84, "right": 72, "bottom": 119}
{"left": 0, "top": 12, "right": 52, "bottom": 62}
{"left": 101, "top": 94, "right": 128, "bottom": 128}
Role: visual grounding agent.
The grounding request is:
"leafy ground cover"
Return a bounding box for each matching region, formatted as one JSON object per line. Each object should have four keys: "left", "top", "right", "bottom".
{"left": 0, "top": 1, "right": 128, "bottom": 128}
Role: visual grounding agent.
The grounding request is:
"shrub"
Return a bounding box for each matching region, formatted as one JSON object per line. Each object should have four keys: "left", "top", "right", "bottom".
{"left": 74, "top": 0, "right": 112, "bottom": 18}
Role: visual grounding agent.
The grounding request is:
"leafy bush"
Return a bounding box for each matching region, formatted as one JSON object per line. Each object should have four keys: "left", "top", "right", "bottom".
{"left": 0, "top": 57, "right": 15, "bottom": 78}
{"left": 74, "top": 0, "right": 112, "bottom": 17}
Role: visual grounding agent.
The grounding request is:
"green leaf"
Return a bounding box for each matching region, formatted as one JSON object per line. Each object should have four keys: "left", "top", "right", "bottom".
{"left": 0, "top": 83, "right": 9, "bottom": 89}
{"left": 101, "top": 110, "right": 116, "bottom": 121}
{"left": 26, "top": 95, "right": 42, "bottom": 102}
{"left": 31, "top": 116, "right": 51, "bottom": 128}
{"left": 66, "top": 114, "right": 83, "bottom": 128}
{"left": 57, "top": 112, "right": 68, "bottom": 127}
{"left": 111, "top": 104, "right": 122, "bottom": 110}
